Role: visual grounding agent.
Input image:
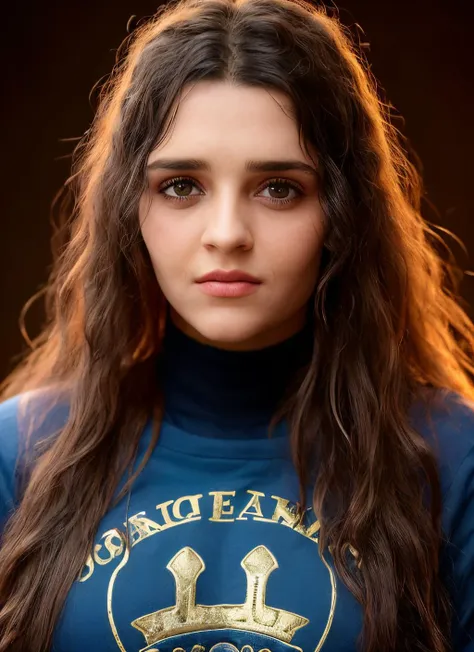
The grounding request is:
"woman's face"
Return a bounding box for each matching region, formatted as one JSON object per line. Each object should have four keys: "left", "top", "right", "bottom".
{"left": 140, "top": 81, "right": 325, "bottom": 351}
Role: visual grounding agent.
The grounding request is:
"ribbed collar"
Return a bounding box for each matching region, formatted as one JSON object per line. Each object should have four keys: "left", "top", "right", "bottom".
{"left": 158, "top": 317, "right": 314, "bottom": 440}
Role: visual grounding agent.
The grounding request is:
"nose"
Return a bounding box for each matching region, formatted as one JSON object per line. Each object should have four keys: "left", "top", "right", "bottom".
{"left": 200, "top": 193, "right": 254, "bottom": 253}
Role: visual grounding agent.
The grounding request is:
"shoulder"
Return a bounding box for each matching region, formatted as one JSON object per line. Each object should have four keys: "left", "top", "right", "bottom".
{"left": 410, "top": 389, "right": 474, "bottom": 647}
{"left": 0, "top": 391, "right": 70, "bottom": 530}
{"left": 413, "top": 389, "right": 474, "bottom": 649}
{"left": 0, "top": 393, "right": 23, "bottom": 470}
{"left": 409, "top": 388, "right": 474, "bottom": 498}
{"left": 0, "top": 394, "right": 26, "bottom": 529}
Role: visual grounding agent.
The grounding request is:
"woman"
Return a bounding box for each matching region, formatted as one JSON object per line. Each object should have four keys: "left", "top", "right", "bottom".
{"left": 0, "top": 0, "right": 473, "bottom": 650}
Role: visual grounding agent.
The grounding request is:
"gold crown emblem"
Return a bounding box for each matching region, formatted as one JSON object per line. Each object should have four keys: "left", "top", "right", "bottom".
{"left": 131, "top": 545, "right": 309, "bottom": 648}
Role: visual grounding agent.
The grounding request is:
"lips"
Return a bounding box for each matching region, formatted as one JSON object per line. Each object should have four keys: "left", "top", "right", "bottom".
{"left": 196, "top": 269, "right": 261, "bottom": 284}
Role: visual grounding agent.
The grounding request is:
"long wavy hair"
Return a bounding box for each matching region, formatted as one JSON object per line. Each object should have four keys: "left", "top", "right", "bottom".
{"left": 1, "top": 0, "right": 473, "bottom": 650}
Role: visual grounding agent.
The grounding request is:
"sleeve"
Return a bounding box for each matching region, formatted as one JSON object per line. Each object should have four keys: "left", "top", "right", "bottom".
{"left": 441, "top": 443, "right": 474, "bottom": 651}
{"left": 0, "top": 395, "right": 21, "bottom": 535}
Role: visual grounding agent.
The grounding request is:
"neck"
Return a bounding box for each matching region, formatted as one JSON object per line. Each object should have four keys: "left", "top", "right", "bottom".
{"left": 159, "top": 318, "right": 314, "bottom": 438}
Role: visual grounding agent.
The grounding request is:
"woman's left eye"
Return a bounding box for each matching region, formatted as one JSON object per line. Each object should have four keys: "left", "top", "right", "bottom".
{"left": 258, "top": 179, "right": 302, "bottom": 204}
{"left": 157, "top": 177, "right": 303, "bottom": 205}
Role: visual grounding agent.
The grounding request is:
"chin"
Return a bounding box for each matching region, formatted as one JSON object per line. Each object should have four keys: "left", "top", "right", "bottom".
{"left": 184, "top": 313, "right": 273, "bottom": 351}
{"left": 198, "top": 324, "right": 265, "bottom": 350}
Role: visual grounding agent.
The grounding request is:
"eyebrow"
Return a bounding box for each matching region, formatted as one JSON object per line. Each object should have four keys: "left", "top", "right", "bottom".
{"left": 146, "top": 158, "right": 318, "bottom": 178}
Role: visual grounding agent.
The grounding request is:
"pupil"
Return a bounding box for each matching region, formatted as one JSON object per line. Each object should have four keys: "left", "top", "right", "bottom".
{"left": 176, "top": 181, "right": 192, "bottom": 196}
{"left": 270, "top": 183, "right": 288, "bottom": 198}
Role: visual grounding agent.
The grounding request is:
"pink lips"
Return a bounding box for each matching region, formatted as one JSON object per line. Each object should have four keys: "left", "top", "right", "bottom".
{"left": 195, "top": 269, "right": 262, "bottom": 298}
{"left": 196, "top": 269, "right": 261, "bottom": 283}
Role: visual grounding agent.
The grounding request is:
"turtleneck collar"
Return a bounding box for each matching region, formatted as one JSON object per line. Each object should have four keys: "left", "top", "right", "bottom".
{"left": 159, "top": 317, "right": 314, "bottom": 439}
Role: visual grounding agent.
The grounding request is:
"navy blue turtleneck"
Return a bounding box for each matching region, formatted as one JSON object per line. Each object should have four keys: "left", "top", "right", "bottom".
{"left": 0, "top": 320, "right": 473, "bottom": 652}
{"left": 159, "top": 317, "right": 314, "bottom": 437}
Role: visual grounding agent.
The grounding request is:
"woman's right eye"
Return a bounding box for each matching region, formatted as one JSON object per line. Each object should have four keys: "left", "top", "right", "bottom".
{"left": 158, "top": 177, "right": 202, "bottom": 202}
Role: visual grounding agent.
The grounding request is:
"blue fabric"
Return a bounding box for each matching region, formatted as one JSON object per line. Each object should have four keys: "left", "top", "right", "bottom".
{"left": 0, "top": 324, "right": 473, "bottom": 651}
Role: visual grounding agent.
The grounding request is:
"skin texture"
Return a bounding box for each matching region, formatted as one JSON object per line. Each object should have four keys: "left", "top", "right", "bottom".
{"left": 139, "top": 81, "right": 326, "bottom": 351}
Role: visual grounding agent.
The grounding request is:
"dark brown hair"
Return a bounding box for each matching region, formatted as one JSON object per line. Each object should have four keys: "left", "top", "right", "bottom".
{"left": 1, "top": 0, "right": 473, "bottom": 650}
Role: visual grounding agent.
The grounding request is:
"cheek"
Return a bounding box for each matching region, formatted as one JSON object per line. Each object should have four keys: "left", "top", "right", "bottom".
{"left": 269, "top": 223, "right": 324, "bottom": 285}
{"left": 140, "top": 210, "right": 191, "bottom": 277}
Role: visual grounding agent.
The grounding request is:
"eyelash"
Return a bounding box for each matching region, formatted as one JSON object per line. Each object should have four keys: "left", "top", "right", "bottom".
{"left": 157, "top": 176, "right": 304, "bottom": 205}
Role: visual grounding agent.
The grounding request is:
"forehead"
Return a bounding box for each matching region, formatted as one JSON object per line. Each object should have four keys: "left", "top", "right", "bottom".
{"left": 149, "top": 81, "right": 310, "bottom": 164}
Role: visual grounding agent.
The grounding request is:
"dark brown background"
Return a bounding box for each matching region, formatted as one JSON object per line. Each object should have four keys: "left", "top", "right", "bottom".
{"left": 1, "top": 0, "right": 473, "bottom": 380}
